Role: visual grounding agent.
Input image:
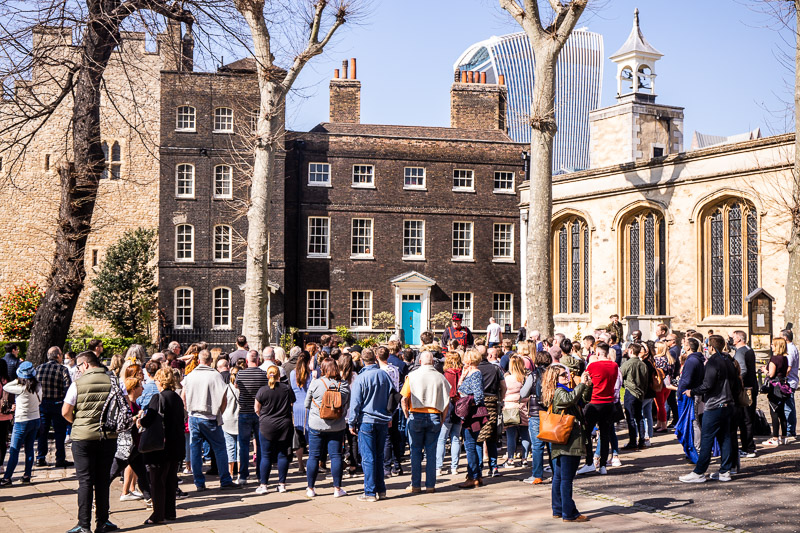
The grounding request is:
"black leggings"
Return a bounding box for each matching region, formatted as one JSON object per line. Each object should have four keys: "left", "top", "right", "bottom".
{"left": 768, "top": 395, "right": 788, "bottom": 438}
{"left": 0, "top": 420, "right": 11, "bottom": 467}
{"left": 110, "top": 451, "right": 151, "bottom": 498}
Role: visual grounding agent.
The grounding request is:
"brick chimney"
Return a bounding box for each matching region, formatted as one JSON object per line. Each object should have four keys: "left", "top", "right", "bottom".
{"left": 450, "top": 70, "right": 507, "bottom": 131}
{"left": 329, "top": 58, "right": 360, "bottom": 123}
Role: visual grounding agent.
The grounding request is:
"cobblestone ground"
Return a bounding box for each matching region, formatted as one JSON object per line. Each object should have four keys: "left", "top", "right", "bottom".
{"left": 0, "top": 403, "right": 796, "bottom": 533}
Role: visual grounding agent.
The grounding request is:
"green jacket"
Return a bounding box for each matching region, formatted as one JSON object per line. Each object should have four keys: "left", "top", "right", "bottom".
{"left": 550, "top": 383, "right": 592, "bottom": 459}
{"left": 71, "top": 367, "right": 114, "bottom": 441}
{"left": 561, "top": 355, "right": 585, "bottom": 377}
{"left": 621, "top": 357, "right": 648, "bottom": 400}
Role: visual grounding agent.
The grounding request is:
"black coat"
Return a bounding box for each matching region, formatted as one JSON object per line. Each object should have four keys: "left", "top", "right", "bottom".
{"left": 140, "top": 390, "right": 186, "bottom": 465}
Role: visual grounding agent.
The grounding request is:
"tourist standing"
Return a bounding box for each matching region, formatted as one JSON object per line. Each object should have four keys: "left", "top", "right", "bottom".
{"left": 290, "top": 350, "right": 315, "bottom": 474}
{"left": 781, "top": 329, "right": 798, "bottom": 440}
{"left": 0, "top": 361, "right": 12, "bottom": 469}
{"left": 502, "top": 356, "right": 530, "bottom": 469}
{"left": 519, "top": 350, "right": 551, "bottom": 484}
{"left": 222, "top": 366, "right": 240, "bottom": 478}
{"left": 35, "top": 346, "right": 72, "bottom": 468}
{"left": 3, "top": 344, "right": 21, "bottom": 383}
{"left": 437, "top": 351, "right": 463, "bottom": 476}
{"left": 458, "top": 350, "right": 485, "bottom": 489}
{"left": 254, "top": 366, "right": 296, "bottom": 494}
{"left": 621, "top": 344, "right": 648, "bottom": 449}
{"left": 0, "top": 361, "right": 41, "bottom": 486}
{"left": 486, "top": 317, "right": 502, "bottom": 348}
{"left": 732, "top": 331, "right": 757, "bottom": 457}
{"left": 229, "top": 336, "right": 249, "bottom": 367}
{"left": 477, "top": 347, "right": 505, "bottom": 477}
{"left": 580, "top": 342, "right": 617, "bottom": 475}
{"left": 235, "top": 351, "right": 267, "bottom": 484}
{"left": 761, "top": 337, "right": 789, "bottom": 446}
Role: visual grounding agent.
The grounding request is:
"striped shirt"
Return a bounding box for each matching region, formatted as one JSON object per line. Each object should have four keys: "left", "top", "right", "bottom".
{"left": 235, "top": 367, "right": 268, "bottom": 414}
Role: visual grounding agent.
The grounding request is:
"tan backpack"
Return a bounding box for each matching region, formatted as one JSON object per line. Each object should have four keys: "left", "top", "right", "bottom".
{"left": 314, "top": 381, "right": 343, "bottom": 420}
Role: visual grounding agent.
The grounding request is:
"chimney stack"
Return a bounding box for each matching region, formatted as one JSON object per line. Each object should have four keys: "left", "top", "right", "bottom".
{"left": 330, "top": 58, "right": 361, "bottom": 123}
{"left": 450, "top": 71, "right": 507, "bottom": 131}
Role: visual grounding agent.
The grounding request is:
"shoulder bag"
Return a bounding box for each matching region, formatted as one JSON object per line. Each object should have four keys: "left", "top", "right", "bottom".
{"left": 537, "top": 405, "right": 575, "bottom": 445}
{"left": 138, "top": 394, "right": 165, "bottom": 453}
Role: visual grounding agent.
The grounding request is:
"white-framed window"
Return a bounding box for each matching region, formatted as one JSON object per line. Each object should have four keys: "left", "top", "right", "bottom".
{"left": 493, "top": 223, "right": 514, "bottom": 261}
{"left": 174, "top": 287, "right": 193, "bottom": 329}
{"left": 403, "top": 220, "right": 425, "bottom": 260}
{"left": 493, "top": 171, "right": 515, "bottom": 193}
{"left": 493, "top": 293, "right": 513, "bottom": 329}
{"left": 452, "top": 292, "right": 473, "bottom": 329}
{"left": 452, "top": 221, "right": 473, "bottom": 260}
{"left": 175, "top": 224, "right": 194, "bottom": 262}
{"left": 453, "top": 169, "right": 474, "bottom": 191}
{"left": 176, "top": 106, "right": 196, "bottom": 131}
{"left": 404, "top": 167, "right": 426, "bottom": 189}
{"left": 352, "top": 164, "right": 375, "bottom": 188}
{"left": 213, "top": 107, "right": 234, "bottom": 132}
{"left": 213, "top": 287, "right": 232, "bottom": 329}
{"left": 308, "top": 162, "right": 331, "bottom": 186}
{"left": 350, "top": 290, "right": 373, "bottom": 328}
{"left": 306, "top": 290, "right": 329, "bottom": 329}
{"left": 307, "top": 216, "right": 330, "bottom": 257}
{"left": 213, "top": 225, "right": 232, "bottom": 262}
{"left": 351, "top": 218, "right": 374, "bottom": 258}
{"left": 176, "top": 164, "right": 195, "bottom": 198}
{"left": 214, "top": 165, "right": 232, "bottom": 199}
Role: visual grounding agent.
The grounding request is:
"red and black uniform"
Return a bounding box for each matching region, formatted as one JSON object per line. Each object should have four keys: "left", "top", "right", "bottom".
{"left": 442, "top": 325, "right": 474, "bottom": 348}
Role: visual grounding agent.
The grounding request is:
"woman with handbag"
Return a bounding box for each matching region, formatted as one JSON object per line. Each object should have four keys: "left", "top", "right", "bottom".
{"left": 540, "top": 365, "right": 592, "bottom": 523}
{"left": 457, "top": 350, "right": 485, "bottom": 489}
{"left": 111, "top": 377, "right": 152, "bottom": 503}
{"left": 138, "top": 368, "right": 185, "bottom": 525}
{"left": 761, "top": 338, "right": 790, "bottom": 446}
{"left": 0, "top": 362, "right": 40, "bottom": 486}
{"left": 502, "top": 356, "right": 530, "bottom": 468}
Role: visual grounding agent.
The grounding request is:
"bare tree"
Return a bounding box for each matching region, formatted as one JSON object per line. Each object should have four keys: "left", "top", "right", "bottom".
{"left": 0, "top": 1, "right": 193, "bottom": 364}
{"left": 498, "top": 0, "right": 588, "bottom": 337}
{"left": 232, "top": 0, "right": 354, "bottom": 350}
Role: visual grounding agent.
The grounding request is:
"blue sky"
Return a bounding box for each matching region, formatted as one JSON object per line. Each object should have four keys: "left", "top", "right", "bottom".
{"left": 283, "top": 0, "right": 795, "bottom": 141}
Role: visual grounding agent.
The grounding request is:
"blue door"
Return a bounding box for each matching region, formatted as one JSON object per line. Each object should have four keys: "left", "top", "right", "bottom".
{"left": 402, "top": 301, "right": 422, "bottom": 346}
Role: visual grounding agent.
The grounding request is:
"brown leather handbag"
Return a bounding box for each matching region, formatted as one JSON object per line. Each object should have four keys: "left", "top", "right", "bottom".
{"left": 537, "top": 405, "right": 575, "bottom": 444}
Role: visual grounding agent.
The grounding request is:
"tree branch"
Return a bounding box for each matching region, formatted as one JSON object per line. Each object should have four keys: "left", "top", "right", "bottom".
{"left": 553, "top": 0, "right": 587, "bottom": 45}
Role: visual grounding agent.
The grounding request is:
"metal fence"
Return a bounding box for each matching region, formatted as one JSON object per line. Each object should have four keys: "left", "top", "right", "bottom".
{"left": 159, "top": 328, "right": 239, "bottom": 352}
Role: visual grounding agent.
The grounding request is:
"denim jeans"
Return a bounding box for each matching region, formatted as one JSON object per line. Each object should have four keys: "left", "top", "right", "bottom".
{"left": 462, "top": 427, "right": 481, "bottom": 480}
{"left": 624, "top": 393, "right": 645, "bottom": 445}
{"left": 307, "top": 429, "right": 344, "bottom": 488}
{"left": 3, "top": 419, "right": 40, "bottom": 480}
{"left": 436, "top": 418, "right": 462, "bottom": 471}
{"left": 552, "top": 454, "right": 581, "bottom": 520}
{"left": 357, "top": 422, "right": 388, "bottom": 497}
{"left": 643, "top": 398, "right": 654, "bottom": 438}
{"left": 258, "top": 434, "right": 291, "bottom": 485}
{"left": 37, "top": 399, "right": 67, "bottom": 463}
{"left": 237, "top": 413, "right": 261, "bottom": 480}
{"left": 223, "top": 431, "right": 238, "bottom": 463}
{"left": 583, "top": 402, "right": 614, "bottom": 467}
{"left": 694, "top": 405, "right": 734, "bottom": 475}
{"left": 383, "top": 409, "right": 405, "bottom": 473}
{"left": 475, "top": 434, "right": 498, "bottom": 473}
{"left": 528, "top": 416, "right": 546, "bottom": 479}
{"left": 785, "top": 391, "right": 797, "bottom": 436}
{"left": 505, "top": 425, "right": 531, "bottom": 463}
{"left": 407, "top": 412, "right": 441, "bottom": 489}
{"left": 189, "top": 417, "right": 233, "bottom": 488}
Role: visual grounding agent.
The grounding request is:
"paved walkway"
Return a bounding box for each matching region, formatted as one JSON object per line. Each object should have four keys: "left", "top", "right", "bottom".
{"left": 3, "top": 425, "right": 794, "bottom": 533}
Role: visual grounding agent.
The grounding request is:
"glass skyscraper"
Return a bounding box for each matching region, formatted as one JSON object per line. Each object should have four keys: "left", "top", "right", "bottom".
{"left": 454, "top": 29, "right": 603, "bottom": 173}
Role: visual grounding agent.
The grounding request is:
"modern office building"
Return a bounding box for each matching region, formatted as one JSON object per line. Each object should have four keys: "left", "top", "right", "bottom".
{"left": 454, "top": 29, "right": 604, "bottom": 173}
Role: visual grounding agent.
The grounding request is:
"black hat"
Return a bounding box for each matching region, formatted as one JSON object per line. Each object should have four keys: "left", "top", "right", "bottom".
{"left": 452, "top": 313, "right": 463, "bottom": 321}
{"left": 349, "top": 345, "right": 363, "bottom": 353}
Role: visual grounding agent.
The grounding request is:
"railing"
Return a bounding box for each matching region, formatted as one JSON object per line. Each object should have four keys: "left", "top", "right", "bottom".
{"left": 159, "top": 328, "right": 239, "bottom": 352}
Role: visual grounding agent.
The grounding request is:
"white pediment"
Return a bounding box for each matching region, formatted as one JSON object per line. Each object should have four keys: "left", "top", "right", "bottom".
{"left": 390, "top": 271, "right": 436, "bottom": 287}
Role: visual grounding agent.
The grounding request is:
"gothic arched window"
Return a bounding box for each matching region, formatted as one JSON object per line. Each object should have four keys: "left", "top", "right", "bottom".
{"left": 622, "top": 209, "right": 666, "bottom": 316}
{"left": 552, "top": 216, "right": 589, "bottom": 314}
{"left": 702, "top": 199, "right": 758, "bottom": 317}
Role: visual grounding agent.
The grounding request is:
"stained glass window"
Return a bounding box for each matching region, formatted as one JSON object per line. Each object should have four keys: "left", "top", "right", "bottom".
{"left": 624, "top": 210, "right": 666, "bottom": 317}
{"left": 553, "top": 216, "right": 589, "bottom": 315}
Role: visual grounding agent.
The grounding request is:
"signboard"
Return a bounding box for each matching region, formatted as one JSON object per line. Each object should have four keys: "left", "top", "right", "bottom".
{"left": 746, "top": 288, "right": 774, "bottom": 352}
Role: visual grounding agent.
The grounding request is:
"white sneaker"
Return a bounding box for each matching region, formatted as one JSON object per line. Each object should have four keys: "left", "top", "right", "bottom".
{"left": 679, "top": 472, "right": 707, "bottom": 483}
{"left": 643, "top": 439, "right": 652, "bottom": 448}
{"left": 306, "top": 488, "right": 316, "bottom": 498}
{"left": 592, "top": 456, "right": 600, "bottom": 469}
{"left": 610, "top": 455, "right": 622, "bottom": 467}
{"left": 710, "top": 471, "right": 731, "bottom": 482}
{"left": 333, "top": 487, "right": 347, "bottom": 498}
{"left": 276, "top": 484, "right": 287, "bottom": 493}
{"left": 236, "top": 477, "right": 247, "bottom": 486}
{"left": 598, "top": 466, "right": 607, "bottom": 475}
{"left": 543, "top": 465, "right": 552, "bottom": 473}
{"left": 762, "top": 438, "right": 781, "bottom": 446}
{"left": 576, "top": 464, "right": 596, "bottom": 475}
{"left": 119, "top": 492, "right": 143, "bottom": 502}
{"left": 182, "top": 468, "right": 191, "bottom": 475}
{"left": 745, "top": 452, "right": 756, "bottom": 459}
{"left": 130, "top": 490, "right": 143, "bottom": 498}
{"left": 255, "top": 484, "right": 268, "bottom": 495}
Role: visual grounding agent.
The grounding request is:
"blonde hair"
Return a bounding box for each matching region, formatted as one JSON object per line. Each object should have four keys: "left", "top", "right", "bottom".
{"left": 540, "top": 366, "right": 563, "bottom": 408}
{"left": 155, "top": 367, "right": 178, "bottom": 391}
{"left": 229, "top": 365, "right": 239, "bottom": 385}
{"left": 772, "top": 337, "right": 787, "bottom": 357}
{"left": 655, "top": 341, "right": 667, "bottom": 358}
{"left": 444, "top": 351, "right": 462, "bottom": 371}
{"left": 508, "top": 355, "right": 526, "bottom": 384}
{"left": 463, "top": 349, "right": 482, "bottom": 367}
{"left": 517, "top": 340, "right": 530, "bottom": 356}
{"left": 267, "top": 365, "right": 280, "bottom": 389}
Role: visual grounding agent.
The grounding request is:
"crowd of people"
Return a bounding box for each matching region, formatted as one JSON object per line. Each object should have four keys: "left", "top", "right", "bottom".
{"left": 0, "top": 312, "right": 797, "bottom": 530}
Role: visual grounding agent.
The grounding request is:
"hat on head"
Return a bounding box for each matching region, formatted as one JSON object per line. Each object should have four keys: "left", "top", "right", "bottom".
{"left": 452, "top": 313, "right": 463, "bottom": 321}
{"left": 16, "top": 361, "right": 36, "bottom": 380}
{"left": 349, "top": 345, "right": 363, "bottom": 353}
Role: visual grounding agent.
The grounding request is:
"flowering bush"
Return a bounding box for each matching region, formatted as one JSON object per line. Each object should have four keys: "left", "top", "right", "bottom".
{"left": 0, "top": 282, "right": 44, "bottom": 340}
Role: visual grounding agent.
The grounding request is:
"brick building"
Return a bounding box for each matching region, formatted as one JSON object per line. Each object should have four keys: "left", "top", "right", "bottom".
{"left": 159, "top": 58, "right": 526, "bottom": 346}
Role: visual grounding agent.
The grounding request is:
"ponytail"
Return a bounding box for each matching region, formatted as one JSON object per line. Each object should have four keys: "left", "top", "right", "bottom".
{"left": 267, "top": 366, "right": 280, "bottom": 389}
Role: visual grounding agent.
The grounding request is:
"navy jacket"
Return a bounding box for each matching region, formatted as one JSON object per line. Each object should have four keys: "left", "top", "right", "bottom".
{"left": 678, "top": 351, "right": 705, "bottom": 396}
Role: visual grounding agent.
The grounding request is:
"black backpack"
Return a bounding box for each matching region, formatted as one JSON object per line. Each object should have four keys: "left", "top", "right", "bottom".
{"left": 100, "top": 375, "right": 134, "bottom": 437}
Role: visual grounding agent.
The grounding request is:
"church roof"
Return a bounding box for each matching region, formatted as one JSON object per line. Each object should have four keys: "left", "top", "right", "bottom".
{"left": 610, "top": 8, "right": 663, "bottom": 60}
{"left": 690, "top": 128, "right": 762, "bottom": 150}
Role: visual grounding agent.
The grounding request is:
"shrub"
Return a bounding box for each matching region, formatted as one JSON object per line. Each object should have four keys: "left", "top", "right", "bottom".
{"left": 0, "top": 340, "right": 28, "bottom": 358}
{"left": 0, "top": 282, "right": 44, "bottom": 340}
{"left": 66, "top": 336, "right": 143, "bottom": 356}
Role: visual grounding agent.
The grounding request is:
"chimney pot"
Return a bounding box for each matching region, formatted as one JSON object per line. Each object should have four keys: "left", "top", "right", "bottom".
{"left": 480, "top": 72, "right": 486, "bottom": 84}
{"left": 461, "top": 70, "right": 467, "bottom": 83}
{"left": 467, "top": 71, "right": 474, "bottom": 83}
{"left": 498, "top": 74, "right": 505, "bottom": 85}
{"left": 350, "top": 58, "right": 357, "bottom": 80}
{"left": 342, "top": 59, "right": 348, "bottom": 79}
{"left": 334, "top": 68, "right": 339, "bottom": 79}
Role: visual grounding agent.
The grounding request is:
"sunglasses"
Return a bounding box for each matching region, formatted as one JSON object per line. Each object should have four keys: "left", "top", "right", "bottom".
{"left": 558, "top": 372, "right": 569, "bottom": 378}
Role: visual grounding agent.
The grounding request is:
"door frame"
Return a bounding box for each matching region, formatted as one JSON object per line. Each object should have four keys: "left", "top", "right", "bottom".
{"left": 391, "top": 271, "right": 435, "bottom": 347}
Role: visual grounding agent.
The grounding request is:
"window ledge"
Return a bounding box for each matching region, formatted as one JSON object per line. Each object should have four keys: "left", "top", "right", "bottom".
{"left": 213, "top": 196, "right": 233, "bottom": 200}
{"left": 306, "top": 326, "right": 330, "bottom": 331}
{"left": 452, "top": 188, "right": 476, "bottom": 193}
{"left": 175, "top": 259, "right": 195, "bottom": 263}
{"left": 493, "top": 189, "right": 516, "bottom": 195}
{"left": 212, "top": 130, "right": 233, "bottom": 134}
{"left": 451, "top": 257, "right": 475, "bottom": 263}
{"left": 212, "top": 259, "right": 232, "bottom": 264}
{"left": 492, "top": 258, "right": 515, "bottom": 264}
{"left": 402, "top": 256, "right": 426, "bottom": 262}
{"left": 351, "top": 184, "right": 376, "bottom": 189}
{"left": 350, "top": 255, "right": 375, "bottom": 261}
{"left": 697, "top": 316, "right": 748, "bottom": 327}
{"left": 404, "top": 186, "right": 427, "bottom": 191}
{"left": 174, "top": 326, "right": 193, "bottom": 330}
{"left": 308, "top": 182, "right": 332, "bottom": 188}
{"left": 212, "top": 327, "right": 233, "bottom": 331}
{"left": 175, "top": 129, "right": 196, "bottom": 133}
{"left": 175, "top": 196, "right": 197, "bottom": 200}
{"left": 554, "top": 313, "right": 591, "bottom": 321}
{"left": 307, "top": 254, "right": 331, "bottom": 259}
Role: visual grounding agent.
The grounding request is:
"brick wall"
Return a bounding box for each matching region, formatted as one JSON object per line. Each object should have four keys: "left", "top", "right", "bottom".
{"left": 329, "top": 79, "right": 361, "bottom": 123}
{"left": 450, "top": 82, "right": 507, "bottom": 131}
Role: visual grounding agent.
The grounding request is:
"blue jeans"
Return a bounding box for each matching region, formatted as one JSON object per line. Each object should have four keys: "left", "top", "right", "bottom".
{"left": 258, "top": 434, "right": 290, "bottom": 485}
{"left": 462, "top": 427, "right": 481, "bottom": 480}
{"left": 4, "top": 419, "right": 40, "bottom": 480}
{"left": 643, "top": 398, "right": 654, "bottom": 438}
{"left": 476, "top": 434, "right": 498, "bottom": 473}
{"left": 694, "top": 405, "right": 734, "bottom": 475}
{"left": 307, "top": 429, "right": 344, "bottom": 488}
{"left": 237, "top": 413, "right": 261, "bottom": 480}
{"left": 357, "top": 422, "right": 388, "bottom": 497}
{"left": 223, "top": 431, "right": 238, "bottom": 463}
{"left": 785, "top": 391, "right": 797, "bottom": 436}
{"left": 624, "top": 393, "right": 645, "bottom": 445}
{"left": 436, "top": 419, "right": 462, "bottom": 471}
{"left": 552, "top": 454, "right": 581, "bottom": 520}
{"left": 528, "top": 416, "right": 546, "bottom": 479}
{"left": 505, "top": 425, "right": 531, "bottom": 462}
{"left": 189, "top": 417, "right": 233, "bottom": 488}
{"left": 407, "top": 413, "right": 441, "bottom": 489}
{"left": 37, "top": 399, "right": 67, "bottom": 463}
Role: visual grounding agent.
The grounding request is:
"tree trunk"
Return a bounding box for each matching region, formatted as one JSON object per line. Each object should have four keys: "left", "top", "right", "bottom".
{"left": 785, "top": 3, "right": 800, "bottom": 333}
{"left": 525, "top": 51, "right": 558, "bottom": 338}
{"left": 26, "top": 16, "right": 117, "bottom": 365}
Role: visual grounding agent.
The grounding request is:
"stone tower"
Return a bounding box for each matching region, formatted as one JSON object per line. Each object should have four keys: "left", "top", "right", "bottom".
{"left": 589, "top": 9, "right": 684, "bottom": 168}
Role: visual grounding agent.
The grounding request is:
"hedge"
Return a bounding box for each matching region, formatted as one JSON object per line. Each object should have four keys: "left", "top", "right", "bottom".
{"left": 0, "top": 340, "right": 28, "bottom": 358}
{"left": 66, "top": 337, "right": 146, "bottom": 356}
